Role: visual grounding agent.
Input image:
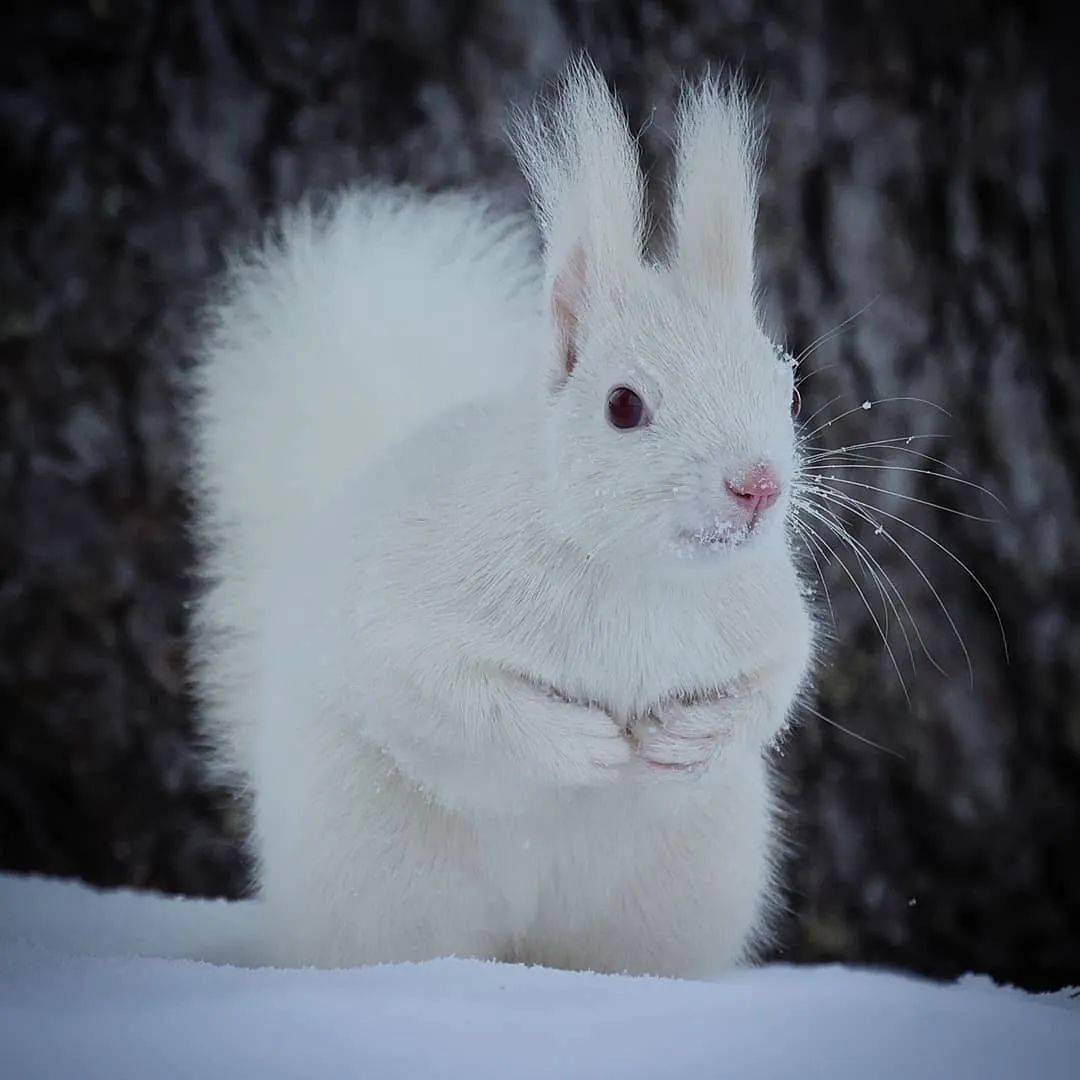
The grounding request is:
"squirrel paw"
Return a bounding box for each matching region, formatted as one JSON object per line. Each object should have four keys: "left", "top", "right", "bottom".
{"left": 631, "top": 698, "right": 739, "bottom": 776}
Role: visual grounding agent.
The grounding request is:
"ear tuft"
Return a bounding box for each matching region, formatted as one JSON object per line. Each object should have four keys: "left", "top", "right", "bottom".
{"left": 670, "top": 74, "right": 762, "bottom": 299}
{"left": 510, "top": 55, "right": 646, "bottom": 380}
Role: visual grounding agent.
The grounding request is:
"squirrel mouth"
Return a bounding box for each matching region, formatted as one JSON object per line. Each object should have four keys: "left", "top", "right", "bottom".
{"left": 676, "top": 518, "right": 753, "bottom": 552}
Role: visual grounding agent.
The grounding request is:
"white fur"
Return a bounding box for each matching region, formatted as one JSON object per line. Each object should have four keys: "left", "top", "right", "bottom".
{"left": 191, "top": 58, "right": 815, "bottom": 977}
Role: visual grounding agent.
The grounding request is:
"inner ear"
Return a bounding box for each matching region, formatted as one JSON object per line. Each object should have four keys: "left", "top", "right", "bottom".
{"left": 551, "top": 243, "right": 587, "bottom": 383}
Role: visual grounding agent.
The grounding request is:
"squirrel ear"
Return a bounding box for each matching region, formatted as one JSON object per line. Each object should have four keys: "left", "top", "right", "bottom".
{"left": 670, "top": 75, "right": 761, "bottom": 299}
{"left": 551, "top": 243, "right": 587, "bottom": 383}
{"left": 511, "top": 55, "right": 646, "bottom": 383}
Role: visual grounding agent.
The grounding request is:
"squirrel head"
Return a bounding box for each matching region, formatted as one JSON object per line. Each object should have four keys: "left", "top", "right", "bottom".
{"left": 512, "top": 58, "right": 799, "bottom": 575}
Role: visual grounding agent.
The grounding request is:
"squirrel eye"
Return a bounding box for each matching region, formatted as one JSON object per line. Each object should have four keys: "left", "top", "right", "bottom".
{"left": 606, "top": 386, "right": 647, "bottom": 430}
{"left": 791, "top": 385, "right": 802, "bottom": 419}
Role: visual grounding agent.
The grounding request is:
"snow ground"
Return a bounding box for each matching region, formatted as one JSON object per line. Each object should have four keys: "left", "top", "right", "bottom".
{"left": 1, "top": 873, "right": 1077, "bottom": 1079}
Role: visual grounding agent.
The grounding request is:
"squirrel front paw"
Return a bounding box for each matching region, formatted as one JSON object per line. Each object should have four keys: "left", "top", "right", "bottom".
{"left": 630, "top": 696, "right": 749, "bottom": 776}
{"left": 542, "top": 699, "right": 635, "bottom": 786}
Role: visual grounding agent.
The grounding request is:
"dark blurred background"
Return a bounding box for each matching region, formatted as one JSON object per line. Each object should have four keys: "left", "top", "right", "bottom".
{"left": 2, "top": 0, "right": 1077, "bottom": 990}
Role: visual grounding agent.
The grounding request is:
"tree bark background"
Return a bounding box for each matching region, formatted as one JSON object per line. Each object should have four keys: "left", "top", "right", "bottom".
{"left": 2, "top": 1, "right": 1076, "bottom": 988}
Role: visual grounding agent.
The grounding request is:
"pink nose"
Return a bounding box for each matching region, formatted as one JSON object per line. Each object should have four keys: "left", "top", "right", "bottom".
{"left": 726, "top": 464, "right": 782, "bottom": 521}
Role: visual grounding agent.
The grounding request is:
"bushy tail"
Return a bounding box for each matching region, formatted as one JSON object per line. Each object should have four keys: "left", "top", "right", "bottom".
{"left": 188, "top": 188, "right": 538, "bottom": 781}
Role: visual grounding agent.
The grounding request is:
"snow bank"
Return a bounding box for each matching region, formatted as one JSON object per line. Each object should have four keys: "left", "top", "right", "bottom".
{"left": 2, "top": 873, "right": 1077, "bottom": 1079}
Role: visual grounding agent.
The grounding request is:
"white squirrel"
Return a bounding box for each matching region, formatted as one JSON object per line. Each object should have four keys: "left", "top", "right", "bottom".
{"left": 190, "top": 58, "right": 815, "bottom": 977}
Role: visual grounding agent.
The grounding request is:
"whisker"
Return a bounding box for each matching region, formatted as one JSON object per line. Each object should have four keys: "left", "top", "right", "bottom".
{"left": 794, "top": 501, "right": 892, "bottom": 635}
{"left": 807, "top": 474, "right": 1001, "bottom": 522}
{"left": 803, "top": 482, "right": 994, "bottom": 682}
{"left": 804, "top": 457, "right": 1003, "bottom": 506}
{"left": 794, "top": 362, "right": 839, "bottom": 389}
{"left": 806, "top": 448, "right": 960, "bottom": 480}
{"left": 806, "top": 483, "right": 969, "bottom": 675}
{"left": 801, "top": 702, "right": 905, "bottom": 760}
{"left": 798, "top": 493, "right": 943, "bottom": 676}
{"left": 806, "top": 449, "right": 950, "bottom": 474}
{"left": 799, "top": 509, "right": 907, "bottom": 660}
{"left": 790, "top": 520, "right": 837, "bottom": 626}
{"left": 798, "top": 391, "right": 849, "bottom": 432}
{"left": 794, "top": 295, "right": 881, "bottom": 365}
{"left": 804, "top": 434, "right": 959, "bottom": 476}
{"left": 795, "top": 501, "right": 910, "bottom": 701}
{"left": 791, "top": 371, "right": 1007, "bottom": 696}
{"left": 798, "top": 500, "right": 919, "bottom": 673}
{"left": 799, "top": 396, "right": 953, "bottom": 445}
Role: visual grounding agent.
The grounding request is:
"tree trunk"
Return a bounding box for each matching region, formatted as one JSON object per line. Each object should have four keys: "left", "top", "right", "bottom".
{"left": 1, "top": 0, "right": 1075, "bottom": 988}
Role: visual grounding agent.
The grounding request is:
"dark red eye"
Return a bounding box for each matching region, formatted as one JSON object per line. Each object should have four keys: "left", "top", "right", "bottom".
{"left": 606, "top": 386, "right": 647, "bottom": 430}
{"left": 791, "top": 385, "right": 802, "bottom": 419}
